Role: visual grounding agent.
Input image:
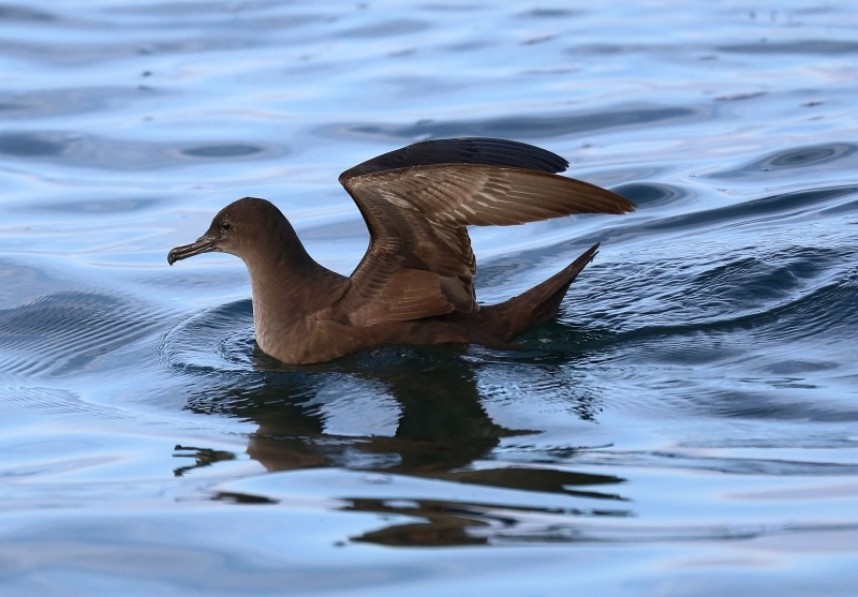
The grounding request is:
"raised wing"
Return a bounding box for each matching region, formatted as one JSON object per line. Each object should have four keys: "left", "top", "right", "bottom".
{"left": 337, "top": 161, "right": 634, "bottom": 327}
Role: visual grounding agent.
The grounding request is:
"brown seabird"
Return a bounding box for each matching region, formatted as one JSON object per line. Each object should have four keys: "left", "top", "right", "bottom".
{"left": 167, "top": 137, "right": 634, "bottom": 364}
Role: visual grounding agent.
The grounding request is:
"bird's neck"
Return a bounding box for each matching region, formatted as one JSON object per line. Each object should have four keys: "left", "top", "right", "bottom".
{"left": 244, "top": 230, "right": 346, "bottom": 348}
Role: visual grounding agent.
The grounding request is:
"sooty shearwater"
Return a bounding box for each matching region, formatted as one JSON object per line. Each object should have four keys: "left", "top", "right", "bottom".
{"left": 167, "top": 137, "right": 635, "bottom": 364}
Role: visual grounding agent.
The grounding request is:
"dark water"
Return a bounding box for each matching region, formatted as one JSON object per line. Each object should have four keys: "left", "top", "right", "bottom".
{"left": 2, "top": 1, "right": 858, "bottom": 594}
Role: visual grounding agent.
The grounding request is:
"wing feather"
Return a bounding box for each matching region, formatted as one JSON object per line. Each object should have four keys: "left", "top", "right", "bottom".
{"left": 338, "top": 158, "right": 634, "bottom": 326}
{"left": 339, "top": 137, "right": 569, "bottom": 181}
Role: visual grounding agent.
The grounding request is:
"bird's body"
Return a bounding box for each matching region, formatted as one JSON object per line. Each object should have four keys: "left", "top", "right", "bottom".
{"left": 168, "top": 138, "right": 634, "bottom": 364}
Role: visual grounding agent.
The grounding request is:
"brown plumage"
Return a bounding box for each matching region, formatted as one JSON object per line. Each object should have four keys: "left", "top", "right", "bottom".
{"left": 167, "top": 138, "right": 634, "bottom": 364}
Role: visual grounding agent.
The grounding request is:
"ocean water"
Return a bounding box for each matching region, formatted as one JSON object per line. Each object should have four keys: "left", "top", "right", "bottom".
{"left": 2, "top": 0, "right": 858, "bottom": 594}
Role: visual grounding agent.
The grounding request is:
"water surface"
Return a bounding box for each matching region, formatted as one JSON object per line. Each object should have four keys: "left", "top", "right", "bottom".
{"left": 2, "top": 1, "right": 858, "bottom": 594}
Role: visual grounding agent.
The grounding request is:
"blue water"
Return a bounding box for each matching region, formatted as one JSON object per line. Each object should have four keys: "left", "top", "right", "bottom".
{"left": 2, "top": 1, "right": 858, "bottom": 594}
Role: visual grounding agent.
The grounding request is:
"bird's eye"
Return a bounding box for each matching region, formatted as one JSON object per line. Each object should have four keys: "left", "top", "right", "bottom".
{"left": 221, "top": 221, "right": 232, "bottom": 231}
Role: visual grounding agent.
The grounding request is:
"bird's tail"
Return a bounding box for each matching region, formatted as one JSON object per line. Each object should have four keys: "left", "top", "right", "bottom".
{"left": 477, "top": 242, "right": 600, "bottom": 342}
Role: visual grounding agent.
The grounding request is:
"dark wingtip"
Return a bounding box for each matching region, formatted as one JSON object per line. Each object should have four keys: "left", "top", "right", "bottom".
{"left": 340, "top": 137, "right": 570, "bottom": 182}
{"left": 599, "top": 188, "right": 637, "bottom": 215}
{"left": 616, "top": 194, "right": 638, "bottom": 213}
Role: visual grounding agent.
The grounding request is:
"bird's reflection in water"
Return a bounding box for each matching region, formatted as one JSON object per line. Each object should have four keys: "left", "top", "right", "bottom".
{"left": 180, "top": 346, "right": 630, "bottom": 546}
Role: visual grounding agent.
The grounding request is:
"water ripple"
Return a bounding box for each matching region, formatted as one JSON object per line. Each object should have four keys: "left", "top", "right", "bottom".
{"left": 718, "top": 40, "right": 858, "bottom": 55}
{"left": 0, "top": 87, "right": 150, "bottom": 120}
{"left": 0, "top": 291, "right": 163, "bottom": 378}
{"left": 161, "top": 299, "right": 256, "bottom": 374}
{"left": 0, "top": 131, "right": 284, "bottom": 170}
{"left": 323, "top": 104, "right": 699, "bottom": 141}
{"left": 709, "top": 143, "right": 858, "bottom": 179}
